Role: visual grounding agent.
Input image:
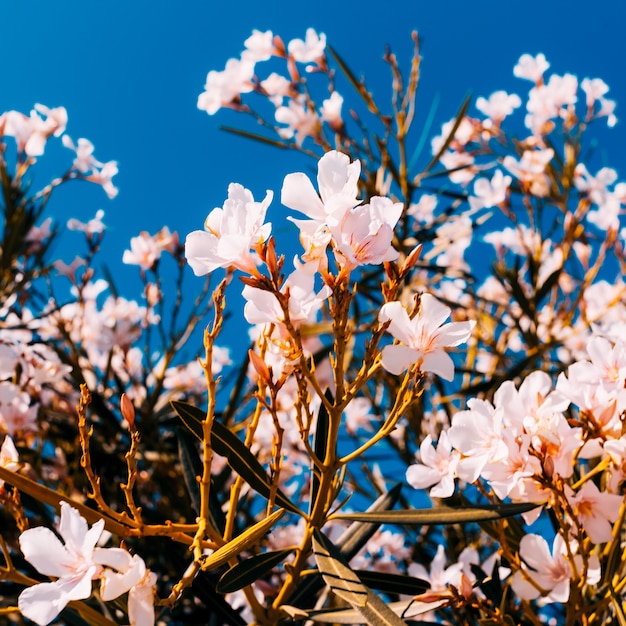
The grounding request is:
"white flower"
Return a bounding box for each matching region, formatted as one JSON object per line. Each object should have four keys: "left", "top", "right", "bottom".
{"left": 379, "top": 294, "right": 475, "bottom": 380}
{"left": 18, "top": 503, "right": 156, "bottom": 626}
{"left": 185, "top": 183, "right": 272, "bottom": 275}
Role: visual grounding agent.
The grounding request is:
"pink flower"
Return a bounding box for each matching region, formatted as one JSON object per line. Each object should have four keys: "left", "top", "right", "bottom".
{"left": 242, "top": 263, "right": 331, "bottom": 331}
{"left": 513, "top": 53, "right": 550, "bottom": 83}
{"left": 476, "top": 91, "right": 521, "bottom": 121}
{"left": 197, "top": 57, "right": 255, "bottom": 115}
{"left": 511, "top": 534, "right": 600, "bottom": 603}
{"left": 448, "top": 398, "right": 508, "bottom": 483}
{"left": 287, "top": 28, "right": 326, "bottom": 65}
{"left": 320, "top": 92, "right": 344, "bottom": 130}
{"left": 406, "top": 432, "right": 460, "bottom": 498}
{"left": 242, "top": 29, "right": 276, "bottom": 62}
{"left": 275, "top": 96, "right": 321, "bottom": 145}
{"left": 18, "top": 502, "right": 106, "bottom": 625}
{"left": 18, "top": 503, "right": 155, "bottom": 626}
{"left": 0, "top": 435, "right": 19, "bottom": 488}
{"left": 378, "top": 294, "right": 475, "bottom": 380}
{"left": 185, "top": 183, "right": 272, "bottom": 275}
{"left": 567, "top": 480, "right": 623, "bottom": 544}
{"left": 281, "top": 150, "right": 361, "bottom": 227}
{"left": 67, "top": 209, "right": 106, "bottom": 235}
{"left": 469, "top": 170, "right": 512, "bottom": 212}
{"left": 331, "top": 196, "right": 402, "bottom": 269}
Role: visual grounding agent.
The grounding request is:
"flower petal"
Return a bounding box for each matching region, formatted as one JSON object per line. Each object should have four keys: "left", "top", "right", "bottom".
{"left": 380, "top": 344, "right": 419, "bottom": 375}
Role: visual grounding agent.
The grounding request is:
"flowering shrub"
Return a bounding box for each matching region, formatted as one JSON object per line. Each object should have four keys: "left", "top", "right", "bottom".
{"left": 1, "top": 26, "right": 626, "bottom": 626}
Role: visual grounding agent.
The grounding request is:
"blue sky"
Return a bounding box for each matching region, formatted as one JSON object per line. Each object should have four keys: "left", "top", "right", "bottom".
{"left": 3, "top": 0, "right": 626, "bottom": 300}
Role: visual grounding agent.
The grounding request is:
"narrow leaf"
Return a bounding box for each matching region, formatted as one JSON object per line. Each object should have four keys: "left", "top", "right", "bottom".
{"left": 310, "top": 389, "right": 332, "bottom": 515}
{"left": 306, "top": 598, "right": 446, "bottom": 624}
{"left": 290, "top": 484, "right": 402, "bottom": 608}
{"left": 418, "top": 94, "right": 471, "bottom": 179}
{"left": 354, "top": 571, "right": 429, "bottom": 596}
{"left": 177, "top": 427, "right": 226, "bottom": 533}
{"left": 171, "top": 400, "right": 301, "bottom": 515}
{"left": 333, "top": 502, "right": 538, "bottom": 525}
{"left": 219, "top": 126, "right": 289, "bottom": 149}
{"left": 192, "top": 571, "right": 248, "bottom": 626}
{"left": 312, "top": 529, "right": 368, "bottom": 608}
{"left": 202, "top": 508, "right": 285, "bottom": 570}
{"left": 0, "top": 466, "right": 131, "bottom": 537}
{"left": 217, "top": 548, "right": 294, "bottom": 593}
{"left": 177, "top": 427, "right": 202, "bottom": 514}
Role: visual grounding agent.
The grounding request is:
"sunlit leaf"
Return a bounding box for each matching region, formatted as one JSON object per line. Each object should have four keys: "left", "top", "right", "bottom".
{"left": 202, "top": 508, "right": 285, "bottom": 570}
{"left": 171, "top": 400, "right": 301, "bottom": 515}
{"left": 217, "top": 548, "right": 294, "bottom": 593}
{"left": 306, "top": 598, "right": 446, "bottom": 624}
{"left": 289, "top": 485, "right": 403, "bottom": 608}
{"left": 313, "top": 529, "right": 369, "bottom": 608}
{"left": 333, "top": 502, "right": 538, "bottom": 525}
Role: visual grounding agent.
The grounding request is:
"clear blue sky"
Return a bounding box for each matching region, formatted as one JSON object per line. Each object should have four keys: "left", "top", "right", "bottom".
{"left": 3, "top": 0, "right": 625, "bottom": 297}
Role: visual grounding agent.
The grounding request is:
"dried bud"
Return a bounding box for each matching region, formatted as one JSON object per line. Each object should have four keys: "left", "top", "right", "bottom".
{"left": 248, "top": 349, "right": 272, "bottom": 385}
{"left": 120, "top": 393, "right": 136, "bottom": 432}
{"left": 399, "top": 244, "right": 423, "bottom": 276}
{"left": 543, "top": 454, "right": 554, "bottom": 479}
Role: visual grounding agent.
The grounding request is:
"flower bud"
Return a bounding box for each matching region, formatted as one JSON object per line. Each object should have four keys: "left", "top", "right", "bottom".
{"left": 120, "top": 393, "right": 136, "bottom": 432}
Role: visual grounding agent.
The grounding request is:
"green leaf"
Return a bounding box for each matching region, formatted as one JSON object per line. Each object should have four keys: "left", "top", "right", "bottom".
{"left": 335, "top": 484, "right": 403, "bottom": 558}
{"left": 177, "top": 427, "right": 226, "bottom": 533}
{"left": 418, "top": 94, "right": 471, "bottom": 180}
{"left": 289, "top": 484, "right": 403, "bottom": 608}
{"left": 333, "top": 502, "right": 538, "bottom": 525}
{"left": 216, "top": 548, "right": 294, "bottom": 593}
{"left": 327, "top": 45, "right": 379, "bottom": 115}
{"left": 354, "top": 571, "right": 429, "bottom": 597}
{"left": 171, "top": 400, "right": 302, "bottom": 515}
{"left": 177, "top": 427, "right": 202, "bottom": 513}
{"left": 306, "top": 598, "right": 446, "bottom": 624}
{"left": 312, "top": 531, "right": 412, "bottom": 625}
{"left": 219, "top": 126, "right": 290, "bottom": 149}
{"left": 202, "top": 508, "right": 285, "bottom": 570}
{"left": 310, "top": 389, "right": 333, "bottom": 515}
{"left": 313, "top": 529, "right": 369, "bottom": 608}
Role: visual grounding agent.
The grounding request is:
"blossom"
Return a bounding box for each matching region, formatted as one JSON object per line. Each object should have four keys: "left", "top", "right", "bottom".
{"left": 3, "top": 104, "right": 67, "bottom": 156}
{"left": 0, "top": 435, "right": 19, "bottom": 487}
{"left": 197, "top": 57, "right": 255, "bottom": 115}
{"left": 511, "top": 534, "right": 600, "bottom": 603}
{"left": 567, "top": 480, "right": 623, "bottom": 544}
{"left": 406, "top": 432, "right": 460, "bottom": 498}
{"left": 378, "top": 294, "right": 474, "bottom": 380}
{"left": 513, "top": 53, "right": 550, "bottom": 83}
{"left": 476, "top": 90, "right": 521, "bottom": 121}
{"left": 99, "top": 551, "right": 157, "bottom": 626}
{"left": 67, "top": 209, "right": 106, "bottom": 235}
{"left": 242, "top": 29, "right": 276, "bottom": 62}
{"left": 320, "top": 92, "right": 344, "bottom": 130}
{"left": 448, "top": 398, "right": 509, "bottom": 483}
{"left": 275, "top": 96, "right": 321, "bottom": 145}
{"left": 18, "top": 503, "right": 155, "bottom": 626}
{"left": 287, "top": 28, "right": 326, "bottom": 64}
{"left": 242, "top": 263, "right": 331, "bottom": 331}
{"left": 185, "top": 183, "right": 272, "bottom": 275}
{"left": 331, "top": 196, "right": 402, "bottom": 269}
{"left": 281, "top": 150, "right": 361, "bottom": 227}
{"left": 469, "top": 170, "right": 512, "bottom": 211}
